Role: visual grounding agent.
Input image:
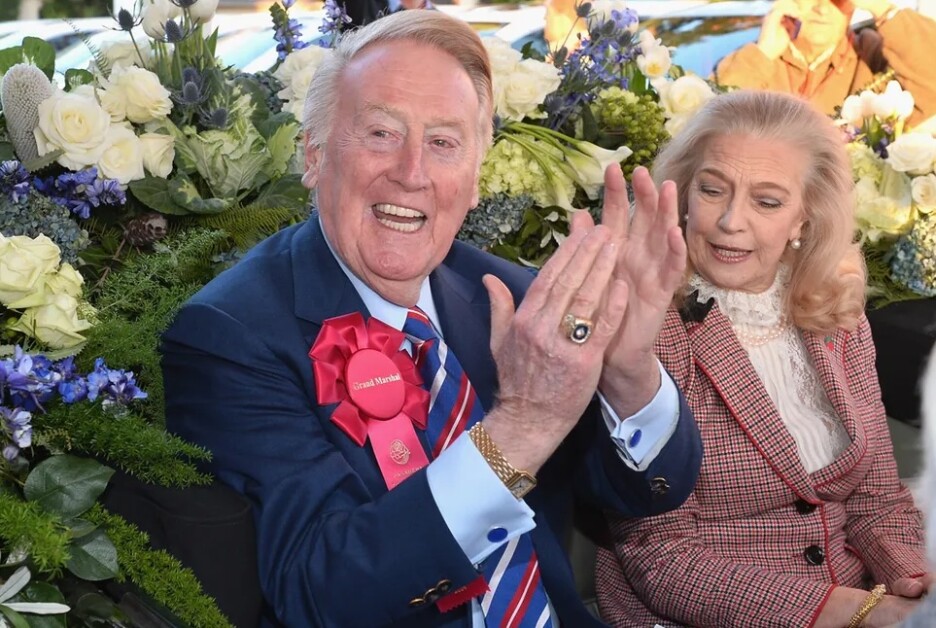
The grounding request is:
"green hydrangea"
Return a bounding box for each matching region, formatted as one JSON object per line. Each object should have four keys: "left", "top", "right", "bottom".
{"left": 590, "top": 87, "right": 668, "bottom": 176}
{"left": 480, "top": 137, "right": 575, "bottom": 210}
{"left": 847, "top": 142, "right": 885, "bottom": 184}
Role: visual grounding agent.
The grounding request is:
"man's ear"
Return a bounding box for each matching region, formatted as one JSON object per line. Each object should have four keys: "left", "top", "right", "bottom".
{"left": 302, "top": 133, "right": 322, "bottom": 190}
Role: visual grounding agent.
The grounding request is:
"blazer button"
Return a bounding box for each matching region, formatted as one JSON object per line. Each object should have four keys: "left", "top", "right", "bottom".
{"left": 649, "top": 477, "right": 670, "bottom": 496}
{"left": 436, "top": 579, "right": 452, "bottom": 593}
{"left": 804, "top": 545, "right": 825, "bottom": 566}
{"left": 408, "top": 596, "right": 427, "bottom": 608}
{"left": 795, "top": 499, "right": 818, "bottom": 515}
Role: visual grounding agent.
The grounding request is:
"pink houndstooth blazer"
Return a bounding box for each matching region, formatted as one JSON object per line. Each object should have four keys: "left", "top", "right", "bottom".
{"left": 595, "top": 299, "right": 926, "bottom": 628}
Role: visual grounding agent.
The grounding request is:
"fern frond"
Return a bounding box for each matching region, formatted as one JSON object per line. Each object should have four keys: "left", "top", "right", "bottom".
{"left": 189, "top": 204, "right": 304, "bottom": 249}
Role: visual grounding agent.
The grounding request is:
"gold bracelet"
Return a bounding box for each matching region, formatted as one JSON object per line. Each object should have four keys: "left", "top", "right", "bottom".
{"left": 846, "top": 584, "right": 887, "bottom": 628}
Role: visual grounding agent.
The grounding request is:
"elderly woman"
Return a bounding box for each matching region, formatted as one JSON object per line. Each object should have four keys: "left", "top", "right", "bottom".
{"left": 595, "top": 90, "right": 929, "bottom": 628}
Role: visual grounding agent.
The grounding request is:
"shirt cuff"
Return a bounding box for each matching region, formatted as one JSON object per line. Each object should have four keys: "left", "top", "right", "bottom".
{"left": 425, "top": 433, "right": 536, "bottom": 565}
{"left": 599, "top": 360, "right": 680, "bottom": 472}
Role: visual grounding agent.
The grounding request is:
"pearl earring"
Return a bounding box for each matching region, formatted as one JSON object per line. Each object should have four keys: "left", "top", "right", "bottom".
{"left": 790, "top": 238, "right": 802, "bottom": 250}
{"left": 683, "top": 213, "right": 689, "bottom": 221}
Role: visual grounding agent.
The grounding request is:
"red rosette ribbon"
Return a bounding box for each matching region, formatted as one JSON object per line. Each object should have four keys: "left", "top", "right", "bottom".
{"left": 309, "top": 312, "right": 430, "bottom": 489}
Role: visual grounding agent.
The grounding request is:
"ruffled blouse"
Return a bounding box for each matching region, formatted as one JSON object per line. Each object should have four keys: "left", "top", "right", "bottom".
{"left": 689, "top": 269, "right": 850, "bottom": 473}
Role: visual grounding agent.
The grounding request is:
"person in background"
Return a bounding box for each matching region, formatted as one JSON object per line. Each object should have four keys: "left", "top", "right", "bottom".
{"left": 595, "top": 90, "right": 929, "bottom": 628}
{"left": 715, "top": 0, "right": 936, "bottom": 126}
{"left": 162, "top": 11, "right": 702, "bottom": 627}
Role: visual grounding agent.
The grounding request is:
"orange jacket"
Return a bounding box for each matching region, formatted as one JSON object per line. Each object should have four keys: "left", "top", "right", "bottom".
{"left": 715, "top": 10, "right": 936, "bottom": 127}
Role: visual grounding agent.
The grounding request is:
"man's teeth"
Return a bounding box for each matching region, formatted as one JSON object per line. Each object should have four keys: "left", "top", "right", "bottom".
{"left": 373, "top": 204, "right": 425, "bottom": 233}
{"left": 374, "top": 204, "right": 424, "bottom": 218}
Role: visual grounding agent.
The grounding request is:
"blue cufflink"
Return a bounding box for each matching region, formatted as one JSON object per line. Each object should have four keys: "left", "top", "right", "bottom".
{"left": 487, "top": 527, "right": 508, "bottom": 543}
{"left": 628, "top": 429, "right": 642, "bottom": 448}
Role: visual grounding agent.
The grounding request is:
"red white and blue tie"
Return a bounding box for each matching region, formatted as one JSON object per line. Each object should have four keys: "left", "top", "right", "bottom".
{"left": 403, "top": 307, "right": 554, "bottom": 628}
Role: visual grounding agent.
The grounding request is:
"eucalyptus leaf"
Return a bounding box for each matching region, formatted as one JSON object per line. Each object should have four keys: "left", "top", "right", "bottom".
{"left": 66, "top": 529, "right": 118, "bottom": 581}
{"left": 7, "top": 581, "right": 69, "bottom": 628}
{"left": 66, "top": 518, "right": 98, "bottom": 540}
{"left": 0, "top": 605, "right": 29, "bottom": 628}
{"left": 128, "top": 177, "right": 190, "bottom": 215}
{"left": 0, "top": 567, "right": 29, "bottom": 603}
{"left": 23, "top": 455, "right": 114, "bottom": 519}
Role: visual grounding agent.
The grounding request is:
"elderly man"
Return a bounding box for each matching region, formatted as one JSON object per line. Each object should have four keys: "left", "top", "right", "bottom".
{"left": 162, "top": 11, "right": 701, "bottom": 627}
{"left": 715, "top": 0, "right": 936, "bottom": 126}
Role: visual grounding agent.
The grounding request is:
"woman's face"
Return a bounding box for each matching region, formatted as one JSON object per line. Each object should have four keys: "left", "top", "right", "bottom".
{"left": 685, "top": 134, "right": 808, "bottom": 293}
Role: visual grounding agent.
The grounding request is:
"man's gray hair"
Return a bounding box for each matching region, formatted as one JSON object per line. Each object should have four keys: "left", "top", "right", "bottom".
{"left": 302, "top": 11, "right": 494, "bottom": 150}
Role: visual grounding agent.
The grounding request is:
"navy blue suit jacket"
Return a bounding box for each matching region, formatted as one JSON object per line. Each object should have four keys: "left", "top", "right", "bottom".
{"left": 161, "top": 216, "right": 702, "bottom": 627}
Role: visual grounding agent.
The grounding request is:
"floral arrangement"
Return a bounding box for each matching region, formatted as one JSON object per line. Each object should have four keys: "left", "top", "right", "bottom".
{"left": 463, "top": 1, "right": 717, "bottom": 266}
{"left": 0, "top": 0, "right": 332, "bottom": 621}
{"left": 839, "top": 80, "right": 936, "bottom": 302}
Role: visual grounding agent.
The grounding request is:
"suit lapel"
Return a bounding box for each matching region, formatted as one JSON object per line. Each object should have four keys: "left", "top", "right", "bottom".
{"left": 688, "top": 306, "right": 817, "bottom": 500}
{"left": 429, "top": 264, "right": 498, "bottom": 412}
{"left": 800, "top": 330, "right": 866, "bottom": 483}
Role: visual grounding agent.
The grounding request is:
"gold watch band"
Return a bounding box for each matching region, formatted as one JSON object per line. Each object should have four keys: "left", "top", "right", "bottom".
{"left": 468, "top": 423, "right": 536, "bottom": 499}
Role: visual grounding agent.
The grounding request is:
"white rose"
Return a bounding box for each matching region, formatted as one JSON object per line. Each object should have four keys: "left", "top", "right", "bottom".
{"left": 10, "top": 293, "right": 92, "bottom": 349}
{"left": 101, "top": 40, "right": 154, "bottom": 70}
{"left": 500, "top": 59, "right": 561, "bottom": 122}
{"left": 142, "top": 0, "right": 182, "bottom": 39}
{"left": 97, "top": 125, "right": 145, "bottom": 184}
{"left": 912, "top": 173, "right": 936, "bottom": 212}
{"left": 636, "top": 45, "right": 671, "bottom": 79}
{"left": 0, "top": 234, "right": 62, "bottom": 305}
{"left": 638, "top": 29, "right": 661, "bottom": 51}
{"left": 47, "top": 263, "right": 85, "bottom": 297}
{"left": 483, "top": 39, "right": 523, "bottom": 120}
{"left": 188, "top": 0, "right": 219, "bottom": 23}
{"left": 139, "top": 132, "right": 175, "bottom": 178}
{"left": 664, "top": 112, "right": 692, "bottom": 137}
{"left": 100, "top": 65, "right": 172, "bottom": 124}
{"left": 854, "top": 167, "right": 913, "bottom": 242}
{"left": 34, "top": 91, "right": 111, "bottom": 170}
{"left": 873, "top": 81, "right": 915, "bottom": 121}
{"left": 282, "top": 64, "right": 318, "bottom": 109}
{"left": 886, "top": 132, "right": 936, "bottom": 175}
{"left": 273, "top": 45, "right": 332, "bottom": 100}
{"left": 657, "top": 75, "right": 714, "bottom": 118}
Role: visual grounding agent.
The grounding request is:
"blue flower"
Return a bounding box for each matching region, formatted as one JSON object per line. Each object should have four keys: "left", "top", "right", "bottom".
{"left": 1, "top": 405, "right": 33, "bottom": 460}
{"left": 0, "top": 160, "right": 31, "bottom": 203}
{"left": 320, "top": 0, "right": 351, "bottom": 36}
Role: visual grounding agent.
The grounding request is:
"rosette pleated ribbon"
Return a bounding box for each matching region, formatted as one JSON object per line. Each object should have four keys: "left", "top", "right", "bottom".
{"left": 309, "top": 312, "right": 430, "bottom": 489}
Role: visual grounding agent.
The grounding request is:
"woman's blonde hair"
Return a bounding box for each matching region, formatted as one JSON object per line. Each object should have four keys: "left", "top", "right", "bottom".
{"left": 653, "top": 90, "right": 865, "bottom": 332}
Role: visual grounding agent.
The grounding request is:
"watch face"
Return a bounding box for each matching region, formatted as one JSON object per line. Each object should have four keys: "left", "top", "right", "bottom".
{"left": 510, "top": 475, "right": 536, "bottom": 498}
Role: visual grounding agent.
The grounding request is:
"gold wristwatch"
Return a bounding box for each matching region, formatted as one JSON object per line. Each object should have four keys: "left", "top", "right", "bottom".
{"left": 468, "top": 423, "right": 537, "bottom": 499}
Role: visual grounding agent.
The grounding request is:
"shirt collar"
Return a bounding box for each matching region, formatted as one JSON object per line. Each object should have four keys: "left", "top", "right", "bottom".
{"left": 318, "top": 215, "right": 444, "bottom": 337}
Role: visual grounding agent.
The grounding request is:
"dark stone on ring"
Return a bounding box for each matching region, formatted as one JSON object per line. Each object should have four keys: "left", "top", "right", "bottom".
{"left": 563, "top": 314, "right": 593, "bottom": 344}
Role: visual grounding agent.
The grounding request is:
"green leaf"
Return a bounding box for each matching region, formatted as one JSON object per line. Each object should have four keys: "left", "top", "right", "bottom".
{"left": 128, "top": 176, "right": 190, "bottom": 215}
{"left": 21, "top": 38, "right": 55, "bottom": 81}
{"left": 23, "top": 455, "right": 115, "bottom": 519}
{"left": 168, "top": 175, "right": 231, "bottom": 214}
{"left": 254, "top": 174, "right": 309, "bottom": 211}
{"left": 66, "top": 528, "right": 118, "bottom": 581}
{"left": 66, "top": 518, "right": 99, "bottom": 540}
{"left": 0, "top": 46, "right": 24, "bottom": 78}
{"left": 72, "top": 591, "right": 122, "bottom": 623}
{"left": 257, "top": 112, "right": 298, "bottom": 140}
{"left": 0, "top": 605, "right": 29, "bottom": 628}
{"left": 64, "top": 68, "right": 95, "bottom": 91}
{"left": 8, "top": 582, "right": 67, "bottom": 628}
{"left": 264, "top": 122, "right": 301, "bottom": 180}
{"left": 22, "top": 149, "right": 63, "bottom": 173}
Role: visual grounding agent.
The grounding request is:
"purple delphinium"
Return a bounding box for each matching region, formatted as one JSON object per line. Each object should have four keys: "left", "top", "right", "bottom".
{"left": 0, "top": 160, "right": 31, "bottom": 203}
{"left": 33, "top": 167, "right": 123, "bottom": 219}
{"left": 86, "top": 358, "right": 147, "bottom": 407}
{"left": 86, "top": 178, "right": 127, "bottom": 209}
{"left": 319, "top": 0, "right": 351, "bottom": 38}
{"left": 1, "top": 406, "right": 32, "bottom": 461}
{"left": 274, "top": 0, "right": 310, "bottom": 61}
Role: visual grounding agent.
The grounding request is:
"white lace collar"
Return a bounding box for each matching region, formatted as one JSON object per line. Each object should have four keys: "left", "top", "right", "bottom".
{"left": 688, "top": 266, "right": 789, "bottom": 328}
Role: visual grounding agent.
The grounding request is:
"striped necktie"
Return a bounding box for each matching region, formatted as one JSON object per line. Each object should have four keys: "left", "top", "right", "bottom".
{"left": 403, "top": 307, "right": 554, "bottom": 628}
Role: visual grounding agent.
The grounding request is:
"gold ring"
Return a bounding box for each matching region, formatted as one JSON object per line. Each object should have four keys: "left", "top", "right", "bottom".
{"left": 563, "top": 314, "right": 593, "bottom": 344}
